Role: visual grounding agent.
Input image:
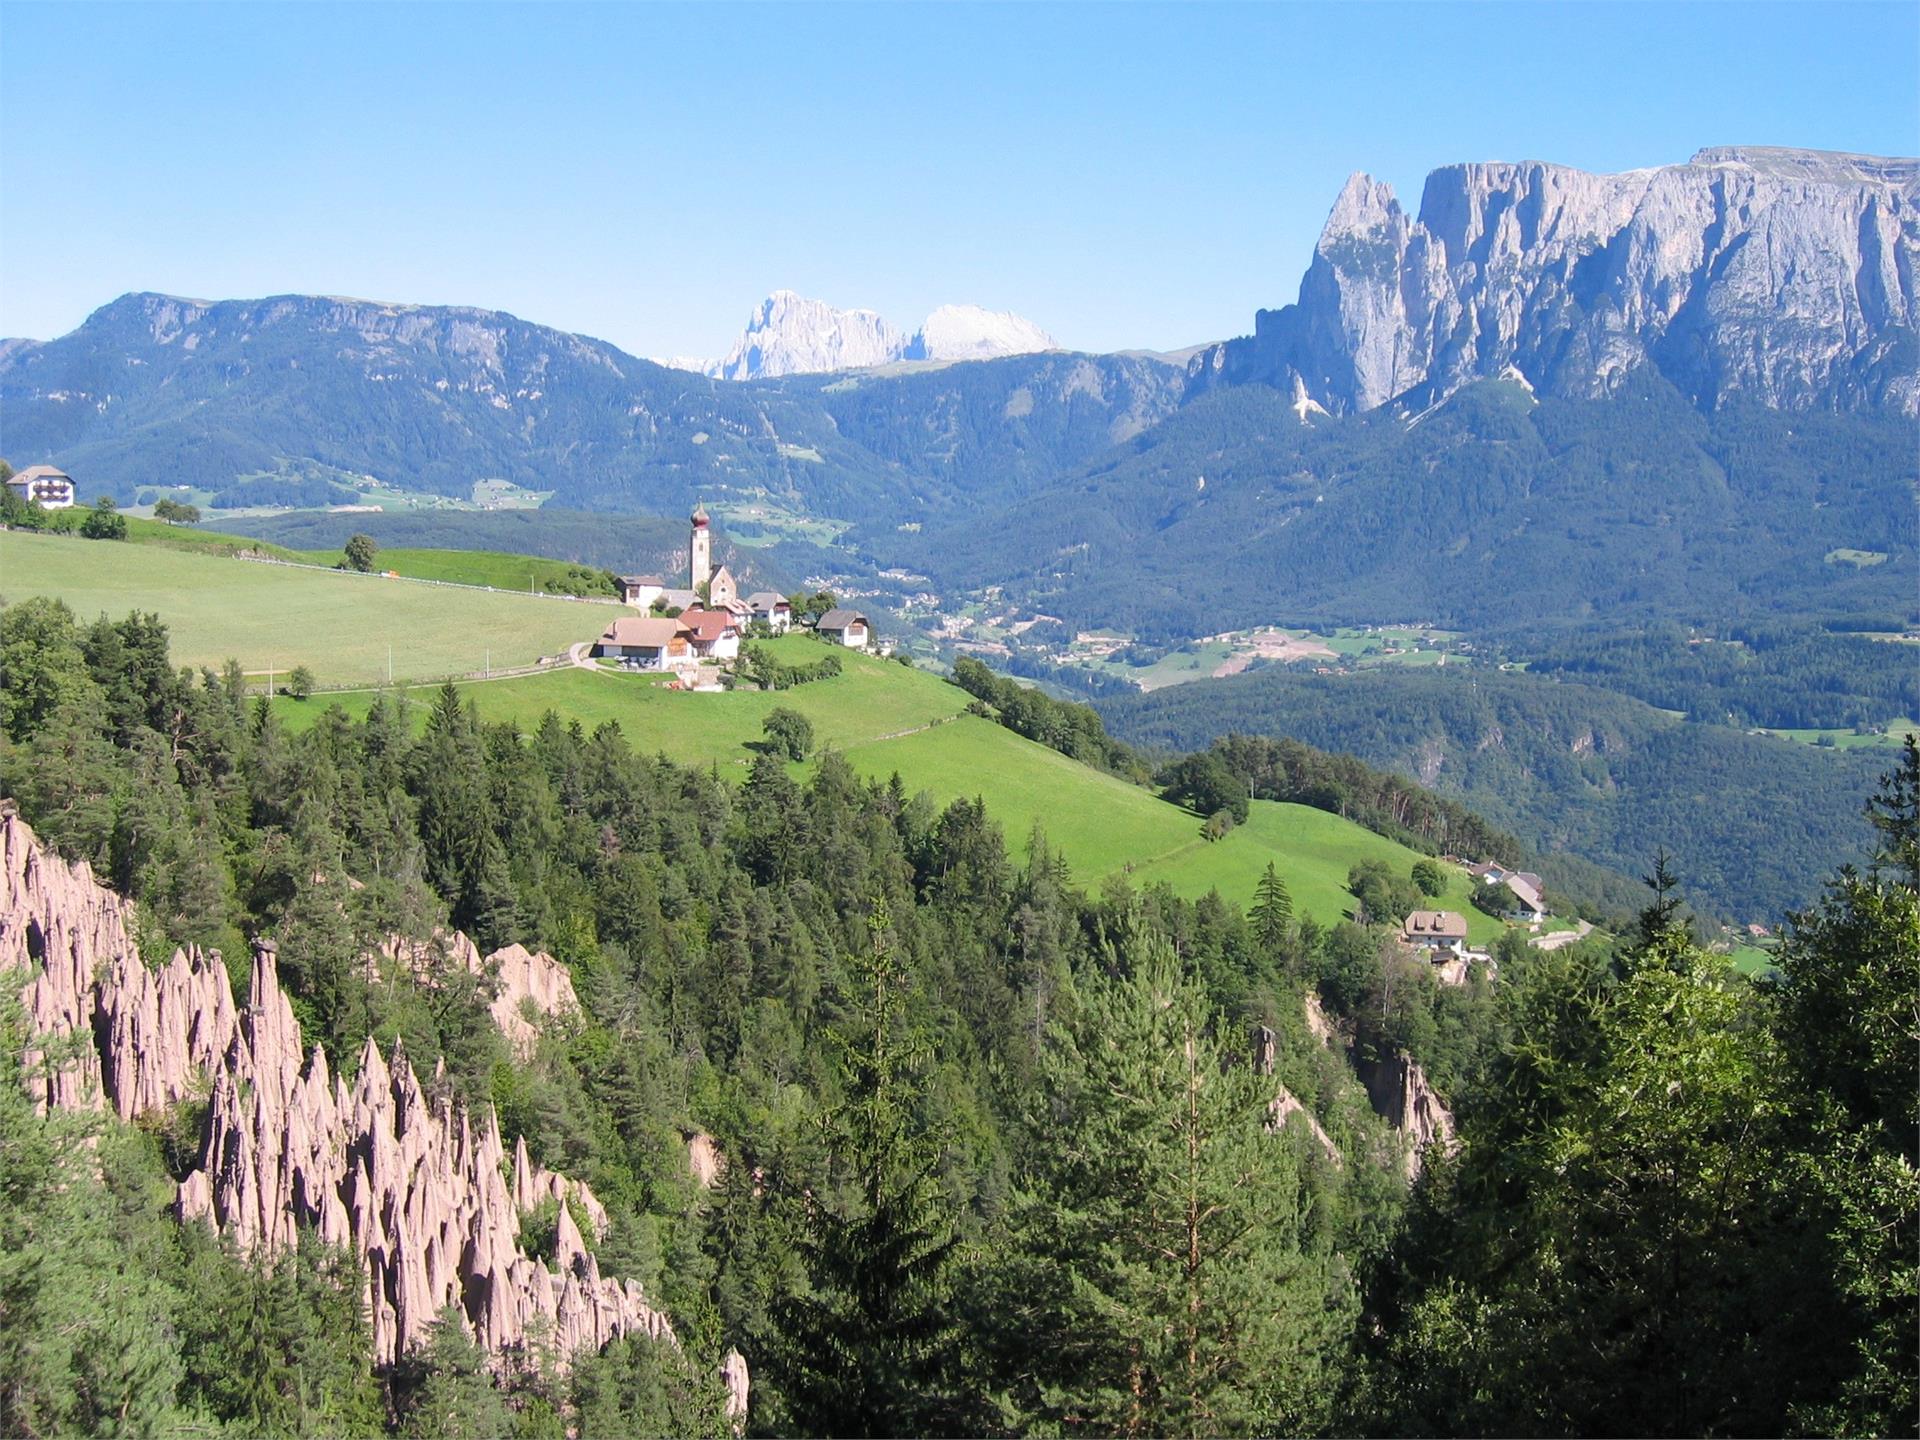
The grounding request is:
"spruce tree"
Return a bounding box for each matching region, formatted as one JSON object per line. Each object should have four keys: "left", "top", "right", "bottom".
{"left": 772, "top": 901, "right": 969, "bottom": 1437}
{"left": 1000, "top": 935, "right": 1347, "bottom": 1437}
{"left": 1251, "top": 861, "right": 1294, "bottom": 959}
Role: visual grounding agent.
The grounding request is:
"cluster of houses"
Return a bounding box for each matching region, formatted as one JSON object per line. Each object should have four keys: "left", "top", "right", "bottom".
{"left": 591, "top": 505, "right": 873, "bottom": 674}
{"left": 6, "top": 465, "right": 77, "bottom": 509}
{"left": 1396, "top": 865, "right": 1552, "bottom": 986}
{"left": 1462, "top": 862, "right": 1548, "bottom": 923}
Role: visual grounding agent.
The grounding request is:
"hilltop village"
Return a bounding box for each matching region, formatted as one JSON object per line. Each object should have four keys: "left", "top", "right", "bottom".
{"left": 590, "top": 505, "right": 877, "bottom": 684}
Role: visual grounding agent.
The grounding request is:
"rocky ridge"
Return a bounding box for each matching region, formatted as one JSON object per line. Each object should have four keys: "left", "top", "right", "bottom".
{"left": 1193, "top": 146, "right": 1920, "bottom": 415}
{"left": 0, "top": 807, "right": 742, "bottom": 1411}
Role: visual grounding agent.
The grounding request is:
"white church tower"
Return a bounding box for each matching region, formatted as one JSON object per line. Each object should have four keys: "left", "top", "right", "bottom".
{"left": 689, "top": 503, "right": 712, "bottom": 593}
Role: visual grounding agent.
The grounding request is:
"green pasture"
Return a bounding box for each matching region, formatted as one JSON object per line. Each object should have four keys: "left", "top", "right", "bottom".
{"left": 120, "top": 513, "right": 304, "bottom": 559}
{"left": 296, "top": 546, "right": 618, "bottom": 594}
{"left": 1132, "top": 803, "right": 1505, "bottom": 941}
{"left": 269, "top": 633, "right": 1498, "bottom": 933}
{"left": 1, "top": 529, "right": 605, "bottom": 685}
{"left": 6, "top": 531, "right": 1531, "bottom": 938}
{"left": 839, "top": 717, "right": 1504, "bottom": 935}
{"left": 1756, "top": 719, "right": 1918, "bottom": 750}
{"left": 273, "top": 638, "right": 973, "bottom": 767}
{"left": 1729, "top": 945, "right": 1779, "bottom": 978}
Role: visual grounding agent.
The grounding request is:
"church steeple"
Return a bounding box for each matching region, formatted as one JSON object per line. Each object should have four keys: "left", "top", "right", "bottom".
{"left": 689, "top": 503, "right": 712, "bottom": 592}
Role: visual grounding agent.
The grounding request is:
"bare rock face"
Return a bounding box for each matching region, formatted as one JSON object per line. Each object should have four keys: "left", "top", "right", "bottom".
{"left": 97, "top": 943, "right": 239, "bottom": 1120}
{"left": 2, "top": 811, "right": 689, "bottom": 1378}
{"left": 1250, "top": 1024, "right": 1342, "bottom": 1165}
{"left": 1356, "top": 1052, "right": 1457, "bottom": 1180}
{"left": 1194, "top": 146, "right": 1919, "bottom": 415}
{"left": 379, "top": 932, "right": 578, "bottom": 1061}
{"left": 687, "top": 1130, "right": 725, "bottom": 1189}
{"left": 487, "top": 943, "right": 579, "bottom": 1060}
{"left": 1, "top": 807, "right": 122, "bottom": 1111}
{"left": 721, "top": 1347, "right": 750, "bottom": 1430}
{"left": 1303, "top": 992, "right": 1336, "bottom": 1047}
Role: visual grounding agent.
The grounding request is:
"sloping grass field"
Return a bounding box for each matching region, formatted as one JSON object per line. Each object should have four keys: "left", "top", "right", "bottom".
{"left": 273, "top": 638, "right": 973, "bottom": 769}
{"left": 273, "top": 654, "right": 1495, "bottom": 931}
{"left": 3, "top": 534, "right": 1515, "bottom": 935}
{"left": 1, "top": 530, "right": 608, "bottom": 685}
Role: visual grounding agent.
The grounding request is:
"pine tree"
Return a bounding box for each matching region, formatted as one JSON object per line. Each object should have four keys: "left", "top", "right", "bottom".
{"left": 398, "top": 1306, "right": 511, "bottom": 1440}
{"left": 1251, "top": 861, "right": 1294, "bottom": 959}
{"left": 0, "top": 997, "right": 186, "bottom": 1436}
{"left": 772, "top": 901, "right": 970, "bottom": 1437}
{"left": 999, "top": 935, "right": 1347, "bottom": 1437}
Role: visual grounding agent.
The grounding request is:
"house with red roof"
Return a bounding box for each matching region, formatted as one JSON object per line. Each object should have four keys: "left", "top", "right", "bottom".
{"left": 592, "top": 615, "right": 695, "bottom": 672}
{"left": 678, "top": 606, "right": 743, "bottom": 660}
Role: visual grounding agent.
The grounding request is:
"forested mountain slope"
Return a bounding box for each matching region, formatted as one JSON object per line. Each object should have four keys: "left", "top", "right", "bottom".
{"left": 2, "top": 593, "right": 1911, "bottom": 1437}
{"left": 900, "top": 372, "right": 1917, "bottom": 638}
{"left": 1099, "top": 664, "right": 1885, "bottom": 921}
{"left": 0, "top": 293, "right": 1179, "bottom": 526}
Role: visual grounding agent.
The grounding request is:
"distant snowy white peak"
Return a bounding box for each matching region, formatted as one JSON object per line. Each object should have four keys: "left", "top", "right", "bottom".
{"left": 908, "top": 304, "right": 1055, "bottom": 362}
{"left": 699, "top": 291, "right": 1055, "bottom": 379}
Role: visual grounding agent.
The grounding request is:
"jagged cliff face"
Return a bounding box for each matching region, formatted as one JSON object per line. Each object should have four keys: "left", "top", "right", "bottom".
{"left": 1356, "top": 1052, "right": 1457, "bottom": 1180}
{"left": 0, "top": 809, "right": 739, "bottom": 1404}
{"left": 1193, "top": 146, "right": 1920, "bottom": 415}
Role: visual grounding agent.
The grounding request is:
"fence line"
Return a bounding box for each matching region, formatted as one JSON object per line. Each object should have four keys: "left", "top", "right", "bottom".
{"left": 247, "top": 653, "right": 575, "bottom": 699}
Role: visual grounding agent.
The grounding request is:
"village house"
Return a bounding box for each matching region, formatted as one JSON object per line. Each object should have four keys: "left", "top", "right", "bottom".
{"left": 816, "top": 607, "right": 872, "bottom": 650}
{"left": 1502, "top": 872, "right": 1548, "bottom": 924}
{"left": 619, "top": 574, "right": 665, "bottom": 609}
{"left": 1400, "top": 909, "right": 1470, "bottom": 957}
{"left": 6, "top": 465, "right": 77, "bottom": 509}
{"left": 598, "top": 506, "right": 878, "bottom": 673}
{"left": 678, "top": 606, "right": 742, "bottom": 661}
{"left": 592, "top": 616, "right": 695, "bottom": 672}
{"left": 1466, "top": 862, "right": 1549, "bottom": 923}
{"left": 744, "top": 592, "right": 792, "bottom": 633}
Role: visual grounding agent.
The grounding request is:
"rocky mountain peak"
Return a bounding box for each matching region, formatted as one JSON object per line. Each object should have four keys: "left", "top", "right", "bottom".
{"left": 708, "top": 291, "right": 906, "bottom": 380}
{"left": 1323, "top": 171, "right": 1404, "bottom": 235}
{"left": 701, "top": 291, "right": 1055, "bottom": 379}
{"left": 1195, "top": 145, "right": 1920, "bottom": 415}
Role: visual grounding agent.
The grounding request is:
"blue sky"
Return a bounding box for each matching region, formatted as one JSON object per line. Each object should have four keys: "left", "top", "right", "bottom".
{"left": 3, "top": 1, "right": 1915, "bottom": 358}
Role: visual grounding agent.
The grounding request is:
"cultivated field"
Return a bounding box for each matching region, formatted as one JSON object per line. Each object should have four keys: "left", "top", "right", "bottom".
{"left": 0, "top": 530, "right": 605, "bottom": 685}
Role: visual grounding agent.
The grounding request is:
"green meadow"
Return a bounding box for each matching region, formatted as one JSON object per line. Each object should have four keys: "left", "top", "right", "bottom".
{"left": 5, "top": 533, "right": 1527, "bottom": 936}
{"left": 274, "top": 638, "right": 973, "bottom": 769}
{"left": 0, "top": 529, "right": 605, "bottom": 685}
{"left": 273, "top": 649, "right": 1500, "bottom": 933}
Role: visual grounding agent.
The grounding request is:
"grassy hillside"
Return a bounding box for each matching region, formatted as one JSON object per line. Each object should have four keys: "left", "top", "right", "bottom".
{"left": 4, "top": 535, "right": 1526, "bottom": 935}
{"left": 267, "top": 639, "right": 1504, "bottom": 935}
{"left": 1, "top": 530, "right": 607, "bottom": 685}
{"left": 275, "top": 638, "right": 973, "bottom": 764}
{"left": 120, "top": 513, "right": 305, "bottom": 559}
{"left": 290, "top": 546, "right": 617, "bottom": 595}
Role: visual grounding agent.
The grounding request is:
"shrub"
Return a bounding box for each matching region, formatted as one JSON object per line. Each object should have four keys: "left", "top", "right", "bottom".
{"left": 80, "top": 498, "right": 127, "bottom": 541}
